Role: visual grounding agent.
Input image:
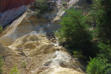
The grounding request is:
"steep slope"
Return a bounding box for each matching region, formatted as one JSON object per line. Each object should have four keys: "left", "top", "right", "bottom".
{"left": 1, "top": 32, "right": 84, "bottom": 74}
{"left": 0, "top": 0, "right": 90, "bottom": 74}
{"left": 0, "top": 12, "right": 27, "bottom": 45}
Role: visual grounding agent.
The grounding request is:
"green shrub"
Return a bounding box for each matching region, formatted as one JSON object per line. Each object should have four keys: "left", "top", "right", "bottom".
{"left": 87, "top": 57, "right": 108, "bottom": 74}
{"left": 97, "top": 42, "right": 111, "bottom": 62}
{"left": 10, "top": 66, "right": 19, "bottom": 74}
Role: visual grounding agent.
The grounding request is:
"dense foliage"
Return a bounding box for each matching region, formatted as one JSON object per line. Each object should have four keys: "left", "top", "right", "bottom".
{"left": 97, "top": 42, "right": 111, "bottom": 62}
{"left": 86, "top": 0, "right": 111, "bottom": 73}
{"left": 87, "top": 57, "right": 111, "bottom": 74}
{"left": 56, "top": 0, "right": 111, "bottom": 73}
{"left": 57, "top": 9, "right": 97, "bottom": 57}
{"left": 92, "top": 0, "right": 111, "bottom": 44}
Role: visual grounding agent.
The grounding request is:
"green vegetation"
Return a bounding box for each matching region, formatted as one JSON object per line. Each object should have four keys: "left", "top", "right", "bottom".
{"left": 21, "top": 61, "right": 26, "bottom": 68}
{"left": 0, "top": 0, "right": 111, "bottom": 73}
{"left": 92, "top": 0, "right": 111, "bottom": 44}
{"left": 0, "top": 26, "right": 3, "bottom": 33}
{"left": 34, "top": 0, "right": 50, "bottom": 16}
{"left": 87, "top": 57, "right": 111, "bottom": 74}
{"left": 97, "top": 42, "right": 111, "bottom": 62}
{"left": 73, "top": 50, "right": 85, "bottom": 59}
{"left": 56, "top": 9, "right": 97, "bottom": 57}
{"left": 0, "top": 56, "right": 4, "bottom": 74}
{"left": 56, "top": 0, "right": 111, "bottom": 73}
{"left": 86, "top": 0, "right": 111, "bottom": 73}
{"left": 10, "top": 66, "right": 19, "bottom": 74}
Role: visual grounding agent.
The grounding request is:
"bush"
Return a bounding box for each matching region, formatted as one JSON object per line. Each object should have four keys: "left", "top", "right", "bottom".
{"left": 97, "top": 42, "right": 111, "bottom": 62}
{"left": 87, "top": 57, "right": 110, "bottom": 74}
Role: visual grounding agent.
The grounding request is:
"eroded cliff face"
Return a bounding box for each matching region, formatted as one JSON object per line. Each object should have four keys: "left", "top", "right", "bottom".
{"left": 0, "top": 0, "right": 89, "bottom": 45}
{"left": 0, "top": 0, "right": 89, "bottom": 74}
{"left": 0, "top": 0, "right": 34, "bottom": 27}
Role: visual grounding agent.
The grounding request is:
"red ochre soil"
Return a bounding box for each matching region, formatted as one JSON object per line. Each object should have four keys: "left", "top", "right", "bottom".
{"left": 0, "top": 0, "right": 34, "bottom": 12}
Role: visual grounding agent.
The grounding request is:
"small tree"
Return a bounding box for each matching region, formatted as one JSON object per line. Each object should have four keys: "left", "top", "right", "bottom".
{"left": 57, "top": 8, "right": 94, "bottom": 56}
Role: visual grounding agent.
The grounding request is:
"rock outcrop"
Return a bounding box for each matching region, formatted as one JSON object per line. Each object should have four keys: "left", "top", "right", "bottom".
{"left": 0, "top": 6, "right": 27, "bottom": 27}
{"left": 0, "top": 0, "right": 34, "bottom": 27}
